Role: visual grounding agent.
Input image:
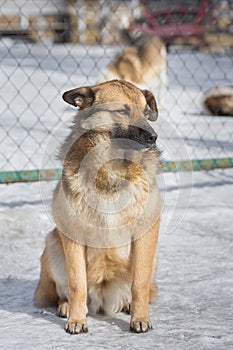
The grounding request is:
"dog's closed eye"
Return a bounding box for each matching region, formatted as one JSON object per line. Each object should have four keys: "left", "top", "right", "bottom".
{"left": 115, "top": 104, "right": 130, "bottom": 117}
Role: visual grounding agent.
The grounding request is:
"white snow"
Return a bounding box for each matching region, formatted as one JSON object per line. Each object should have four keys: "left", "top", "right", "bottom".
{"left": 0, "top": 39, "right": 232, "bottom": 349}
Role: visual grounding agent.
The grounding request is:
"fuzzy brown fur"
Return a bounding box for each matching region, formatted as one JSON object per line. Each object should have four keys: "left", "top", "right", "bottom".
{"left": 34, "top": 80, "right": 162, "bottom": 334}
{"left": 100, "top": 36, "right": 167, "bottom": 108}
{"left": 203, "top": 86, "right": 233, "bottom": 116}
{"left": 107, "top": 36, "right": 165, "bottom": 84}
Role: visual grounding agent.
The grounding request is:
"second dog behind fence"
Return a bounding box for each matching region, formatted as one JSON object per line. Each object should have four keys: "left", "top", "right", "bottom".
{"left": 99, "top": 34, "right": 167, "bottom": 110}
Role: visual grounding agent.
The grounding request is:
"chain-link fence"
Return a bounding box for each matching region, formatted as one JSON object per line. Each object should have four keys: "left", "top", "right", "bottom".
{"left": 0, "top": 0, "right": 232, "bottom": 179}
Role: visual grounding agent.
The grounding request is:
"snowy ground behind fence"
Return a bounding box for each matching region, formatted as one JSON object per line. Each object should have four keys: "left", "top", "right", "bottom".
{"left": 1, "top": 39, "right": 233, "bottom": 171}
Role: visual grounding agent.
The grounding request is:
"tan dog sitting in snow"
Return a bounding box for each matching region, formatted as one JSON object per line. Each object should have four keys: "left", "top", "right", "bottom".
{"left": 34, "top": 80, "right": 162, "bottom": 334}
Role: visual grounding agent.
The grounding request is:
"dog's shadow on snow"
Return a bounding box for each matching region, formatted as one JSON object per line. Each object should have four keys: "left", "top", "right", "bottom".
{"left": 0, "top": 278, "right": 130, "bottom": 332}
{"left": 0, "top": 278, "right": 63, "bottom": 328}
{"left": 90, "top": 313, "right": 130, "bottom": 332}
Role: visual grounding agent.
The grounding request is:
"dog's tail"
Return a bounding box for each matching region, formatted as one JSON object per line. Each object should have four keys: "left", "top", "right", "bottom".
{"left": 34, "top": 246, "right": 59, "bottom": 307}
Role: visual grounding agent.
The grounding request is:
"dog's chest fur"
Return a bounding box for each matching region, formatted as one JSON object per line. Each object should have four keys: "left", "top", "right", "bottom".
{"left": 53, "top": 143, "right": 159, "bottom": 248}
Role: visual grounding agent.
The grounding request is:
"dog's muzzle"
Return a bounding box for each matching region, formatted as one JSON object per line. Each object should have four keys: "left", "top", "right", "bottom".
{"left": 141, "top": 129, "right": 158, "bottom": 148}
{"left": 128, "top": 125, "right": 158, "bottom": 150}
{"left": 113, "top": 125, "right": 158, "bottom": 151}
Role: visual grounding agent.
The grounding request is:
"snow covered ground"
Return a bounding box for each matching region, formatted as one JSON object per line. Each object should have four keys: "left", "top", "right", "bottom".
{"left": 0, "top": 39, "right": 233, "bottom": 349}
{"left": 0, "top": 169, "right": 232, "bottom": 350}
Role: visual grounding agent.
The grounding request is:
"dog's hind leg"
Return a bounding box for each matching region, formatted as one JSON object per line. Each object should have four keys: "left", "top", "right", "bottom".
{"left": 34, "top": 246, "right": 59, "bottom": 307}
{"left": 58, "top": 298, "right": 69, "bottom": 318}
{"left": 121, "top": 303, "right": 131, "bottom": 315}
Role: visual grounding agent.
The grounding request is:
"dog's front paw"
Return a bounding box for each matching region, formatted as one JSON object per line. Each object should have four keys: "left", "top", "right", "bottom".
{"left": 130, "top": 319, "right": 153, "bottom": 333}
{"left": 65, "top": 319, "right": 88, "bottom": 334}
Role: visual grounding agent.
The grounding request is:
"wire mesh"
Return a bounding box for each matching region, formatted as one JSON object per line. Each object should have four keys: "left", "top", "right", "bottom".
{"left": 0, "top": 0, "right": 232, "bottom": 174}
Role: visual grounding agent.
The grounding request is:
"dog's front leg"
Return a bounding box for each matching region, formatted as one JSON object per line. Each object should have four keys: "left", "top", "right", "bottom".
{"left": 61, "top": 235, "right": 88, "bottom": 334}
{"left": 130, "top": 220, "right": 159, "bottom": 333}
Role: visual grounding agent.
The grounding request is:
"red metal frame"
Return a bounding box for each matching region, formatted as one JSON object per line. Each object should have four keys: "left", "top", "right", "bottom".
{"left": 128, "top": 0, "right": 208, "bottom": 44}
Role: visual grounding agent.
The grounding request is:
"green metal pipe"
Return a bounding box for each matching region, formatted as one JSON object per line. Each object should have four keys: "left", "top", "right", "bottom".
{"left": 162, "top": 157, "right": 233, "bottom": 173}
{"left": 0, "top": 157, "right": 233, "bottom": 184}
{"left": 0, "top": 168, "right": 62, "bottom": 184}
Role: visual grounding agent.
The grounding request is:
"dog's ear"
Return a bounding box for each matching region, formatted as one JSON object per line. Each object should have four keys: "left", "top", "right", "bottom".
{"left": 62, "top": 86, "right": 95, "bottom": 109}
{"left": 142, "top": 90, "right": 158, "bottom": 121}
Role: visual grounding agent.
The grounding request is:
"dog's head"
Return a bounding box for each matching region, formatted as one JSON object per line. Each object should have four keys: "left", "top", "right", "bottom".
{"left": 62, "top": 80, "right": 158, "bottom": 151}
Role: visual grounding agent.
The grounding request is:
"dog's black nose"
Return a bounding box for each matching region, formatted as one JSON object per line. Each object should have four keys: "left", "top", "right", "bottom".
{"left": 139, "top": 128, "right": 157, "bottom": 148}
{"left": 127, "top": 126, "right": 158, "bottom": 150}
{"left": 147, "top": 133, "right": 157, "bottom": 145}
